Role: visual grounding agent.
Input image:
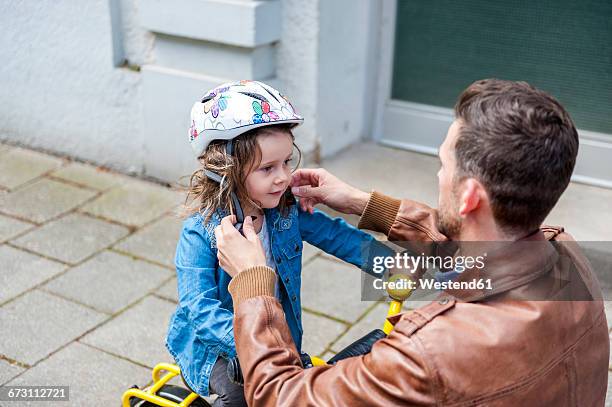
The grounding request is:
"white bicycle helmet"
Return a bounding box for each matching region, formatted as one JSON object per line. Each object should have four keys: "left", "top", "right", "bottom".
{"left": 188, "top": 80, "right": 304, "bottom": 157}
{"left": 188, "top": 80, "right": 303, "bottom": 233}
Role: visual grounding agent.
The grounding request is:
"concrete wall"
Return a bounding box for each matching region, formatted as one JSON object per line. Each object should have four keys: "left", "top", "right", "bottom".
{"left": 0, "top": 0, "right": 381, "bottom": 183}
{"left": 317, "top": 0, "right": 380, "bottom": 158}
{"left": 0, "top": 0, "right": 152, "bottom": 175}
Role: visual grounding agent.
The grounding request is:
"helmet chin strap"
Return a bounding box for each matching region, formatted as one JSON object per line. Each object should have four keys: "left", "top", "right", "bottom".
{"left": 204, "top": 141, "right": 245, "bottom": 234}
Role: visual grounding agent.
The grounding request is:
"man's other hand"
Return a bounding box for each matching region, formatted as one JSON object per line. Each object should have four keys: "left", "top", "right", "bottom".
{"left": 215, "top": 215, "right": 266, "bottom": 277}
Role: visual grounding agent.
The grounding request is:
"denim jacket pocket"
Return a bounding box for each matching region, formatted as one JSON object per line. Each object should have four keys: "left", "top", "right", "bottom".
{"left": 281, "top": 236, "right": 303, "bottom": 260}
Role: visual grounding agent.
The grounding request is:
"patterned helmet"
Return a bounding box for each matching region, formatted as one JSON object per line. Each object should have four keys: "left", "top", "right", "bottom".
{"left": 188, "top": 80, "right": 304, "bottom": 157}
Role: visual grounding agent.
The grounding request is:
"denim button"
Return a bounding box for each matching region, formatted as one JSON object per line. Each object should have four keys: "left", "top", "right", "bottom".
{"left": 276, "top": 256, "right": 282, "bottom": 264}
{"left": 292, "top": 295, "right": 297, "bottom": 301}
{"left": 285, "top": 277, "right": 290, "bottom": 283}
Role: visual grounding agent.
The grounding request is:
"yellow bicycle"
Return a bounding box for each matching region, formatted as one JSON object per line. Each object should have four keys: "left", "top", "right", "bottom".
{"left": 122, "top": 275, "right": 413, "bottom": 407}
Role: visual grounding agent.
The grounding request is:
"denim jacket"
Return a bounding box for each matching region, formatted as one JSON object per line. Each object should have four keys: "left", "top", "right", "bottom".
{"left": 165, "top": 204, "right": 377, "bottom": 396}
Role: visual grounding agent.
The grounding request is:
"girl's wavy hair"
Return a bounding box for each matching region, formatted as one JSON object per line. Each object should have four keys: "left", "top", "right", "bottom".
{"left": 180, "top": 123, "right": 302, "bottom": 222}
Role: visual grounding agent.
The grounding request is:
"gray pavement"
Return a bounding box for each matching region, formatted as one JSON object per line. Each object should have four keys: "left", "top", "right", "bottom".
{"left": 0, "top": 142, "right": 610, "bottom": 405}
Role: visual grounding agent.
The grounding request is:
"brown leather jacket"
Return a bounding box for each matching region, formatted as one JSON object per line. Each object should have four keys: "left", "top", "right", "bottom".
{"left": 228, "top": 192, "right": 609, "bottom": 406}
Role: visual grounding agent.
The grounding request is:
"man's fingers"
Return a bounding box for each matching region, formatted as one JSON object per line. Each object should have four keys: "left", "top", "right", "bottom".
{"left": 291, "top": 168, "right": 323, "bottom": 187}
{"left": 242, "top": 216, "right": 258, "bottom": 241}
{"left": 291, "top": 184, "right": 320, "bottom": 198}
{"left": 299, "top": 198, "right": 308, "bottom": 212}
{"left": 290, "top": 169, "right": 313, "bottom": 187}
{"left": 298, "top": 197, "right": 317, "bottom": 214}
{"left": 214, "top": 225, "right": 222, "bottom": 245}
{"left": 220, "top": 215, "right": 237, "bottom": 233}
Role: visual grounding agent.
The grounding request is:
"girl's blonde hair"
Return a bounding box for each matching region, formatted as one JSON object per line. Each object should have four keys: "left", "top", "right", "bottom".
{"left": 181, "top": 124, "right": 301, "bottom": 221}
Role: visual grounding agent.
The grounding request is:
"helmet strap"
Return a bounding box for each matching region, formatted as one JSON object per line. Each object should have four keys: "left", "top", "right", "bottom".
{"left": 203, "top": 140, "right": 244, "bottom": 234}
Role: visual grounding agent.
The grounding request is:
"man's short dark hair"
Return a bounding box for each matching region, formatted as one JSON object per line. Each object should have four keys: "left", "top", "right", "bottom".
{"left": 454, "top": 79, "right": 579, "bottom": 235}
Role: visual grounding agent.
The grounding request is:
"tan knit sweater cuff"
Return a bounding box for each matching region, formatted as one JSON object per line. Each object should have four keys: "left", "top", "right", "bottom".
{"left": 357, "top": 191, "right": 401, "bottom": 236}
{"left": 228, "top": 266, "right": 277, "bottom": 307}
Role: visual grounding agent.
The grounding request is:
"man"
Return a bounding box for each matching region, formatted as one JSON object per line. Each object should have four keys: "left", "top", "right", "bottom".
{"left": 214, "top": 79, "right": 609, "bottom": 405}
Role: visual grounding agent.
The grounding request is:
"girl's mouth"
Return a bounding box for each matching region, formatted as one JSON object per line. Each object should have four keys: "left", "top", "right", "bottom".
{"left": 269, "top": 190, "right": 284, "bottom": 196}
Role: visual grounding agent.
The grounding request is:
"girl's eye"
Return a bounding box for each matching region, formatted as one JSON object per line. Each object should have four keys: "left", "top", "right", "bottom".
{"left": 262, "top": 166, "right": 273, "bottom": 172}
{"left": 284, "top": 158, "right": 293, "bottom": 166}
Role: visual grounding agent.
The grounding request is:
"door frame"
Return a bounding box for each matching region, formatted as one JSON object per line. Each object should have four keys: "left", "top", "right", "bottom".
{"left": 373, "top": 0, "right": 612, "bottom": 189}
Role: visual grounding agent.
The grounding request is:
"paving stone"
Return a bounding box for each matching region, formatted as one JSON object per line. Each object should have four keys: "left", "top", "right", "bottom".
{"left": 0, "top": 289, "right": 107, "bottom": 365}
{"left": 320, "top": 351, "right": 337, "bottom": 363}
{"left": 547, "top": 182, "right": 612, "bottom": 241}
{"left": 0, "top": 214, "right": 33, "bottom": 243}
{"left": 0, "top": 359, "right": 25, "bottom": 385}
{"left": 324, "top": 142, "right": 612, "bottom": 241}
{"left": 331, "top": 303, "right": 389, "bottom": 353}
{"left": 43, "top": 251, "right": 171, "bottom": 314}
{"left": 301, "top": 311, "right": 347, "bottom": 357}
{"left": 81, "top": 180, "right": 180, "bottom": 227}
{"left": 0, "top": 143, "right": 10, "bottom": 155}
{"left": 156, "top": 277, "right": 177, "bottom": 303}
{"left": 321, "top": 142, "right": 440, "bottom": 210}
{"left": 81, "top": 295, "right": 176, "bottom": 367}
{"left": 302, "top": 242, "right": 321, "bottom": 264}
{"left": 114, "top": 216, "right": 182, "bottom": 267}
{"left": 12, "top": 213, "right": 129, "bottom": 264}
{"left": 6, "top": 342, "right": 150, "bottom": 406}
{"left": 301, "top": 257, "right": 373, "bottom": 323}
{"left": 0, "top": 147, "right": 63, "bottom": 190}
{"left": 0, "top": 178, "right": 97, "bottom": 223}
{"left": 0, "top": 245, "right": 66, "bottom": 305}
{"left": 50, "top": 161, "right": 121, "bottom": 191}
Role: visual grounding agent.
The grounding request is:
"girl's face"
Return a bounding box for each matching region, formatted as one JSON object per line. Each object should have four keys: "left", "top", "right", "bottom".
{"left": 245, "top": 130, "right": 294, "bottom": 209}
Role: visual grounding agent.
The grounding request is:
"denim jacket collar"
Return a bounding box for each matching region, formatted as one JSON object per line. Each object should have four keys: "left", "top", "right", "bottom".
{"left": 204, "top": 206, "right": 294, "bottom": 249}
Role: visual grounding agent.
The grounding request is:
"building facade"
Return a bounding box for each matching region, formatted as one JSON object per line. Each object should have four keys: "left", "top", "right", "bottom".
{"left": 1, "top": 0, "right": 610, "bottom": 187}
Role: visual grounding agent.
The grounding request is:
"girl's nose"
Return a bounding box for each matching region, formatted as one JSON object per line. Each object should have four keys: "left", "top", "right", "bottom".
{"left": 274, "top": 172, "right": 289, "bottom": 185}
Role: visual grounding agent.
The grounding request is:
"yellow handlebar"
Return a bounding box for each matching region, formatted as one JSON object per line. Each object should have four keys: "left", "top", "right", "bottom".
{"left": 382, "top": 274, "right": 413, "bottom": 334}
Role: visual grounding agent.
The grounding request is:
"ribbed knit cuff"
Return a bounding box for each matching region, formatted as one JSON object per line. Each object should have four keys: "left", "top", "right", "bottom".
{"left": 228, "top": 266, "right": 277, "bottom": 307}
{"left": 357, "top": 191, "right": 401, "bottom": 236}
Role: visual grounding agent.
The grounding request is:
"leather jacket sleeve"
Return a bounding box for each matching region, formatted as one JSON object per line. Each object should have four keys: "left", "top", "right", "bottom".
{"left": 228, "top": 267, "right": 438, "bottom": 406}
{"left": 358, "top": 191, "right": 448, "bottom": 243}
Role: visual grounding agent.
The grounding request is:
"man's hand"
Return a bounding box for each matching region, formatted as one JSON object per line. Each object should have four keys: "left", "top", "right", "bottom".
{"left": 215, "top": 215, "right": 266, "bottom": 277}
{"left": 290, "top": 168, "right": 370, "bottom": 215}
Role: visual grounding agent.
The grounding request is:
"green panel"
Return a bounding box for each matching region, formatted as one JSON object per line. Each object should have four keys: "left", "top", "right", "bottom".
{"left": 392, "top": 0, "right": 612, "bottom": 134}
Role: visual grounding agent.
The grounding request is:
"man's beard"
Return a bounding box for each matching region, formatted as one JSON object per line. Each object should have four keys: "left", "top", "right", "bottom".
{"left": 437, "top": 201, "right": 462, "bottom": 240}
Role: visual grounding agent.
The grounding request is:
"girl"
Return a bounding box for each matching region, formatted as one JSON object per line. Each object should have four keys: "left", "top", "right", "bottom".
{"left": 166, "top": 81, "right": 379, "bottom": 406}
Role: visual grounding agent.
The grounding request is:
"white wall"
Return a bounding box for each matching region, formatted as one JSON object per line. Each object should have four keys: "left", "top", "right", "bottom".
{"left": 0, "top": 0, "right": 153, "bottom": 175}
{"left": 317, "top": 0, "right": 380, "bottom": 158}
{"left": 0, "top": 0, "right": 381, "bottom": 183}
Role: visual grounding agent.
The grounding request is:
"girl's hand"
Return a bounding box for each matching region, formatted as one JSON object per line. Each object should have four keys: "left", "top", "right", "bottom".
{"left": 215, "top": 215, "right": 267, "bottom": 277}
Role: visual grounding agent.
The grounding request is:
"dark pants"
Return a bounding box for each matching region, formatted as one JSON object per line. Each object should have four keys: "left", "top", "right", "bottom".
{"left": 182, "top": 357, "right": 247, "bottom": 407}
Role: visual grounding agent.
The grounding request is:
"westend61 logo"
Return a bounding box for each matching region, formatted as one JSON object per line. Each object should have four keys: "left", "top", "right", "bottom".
{"left": 372, "top": 252, "right": 487, "bottom": 275}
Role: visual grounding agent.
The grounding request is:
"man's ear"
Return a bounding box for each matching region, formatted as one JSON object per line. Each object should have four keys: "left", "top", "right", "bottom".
{"left": 458, "top": 178, "right": 483, "bottom": 216}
